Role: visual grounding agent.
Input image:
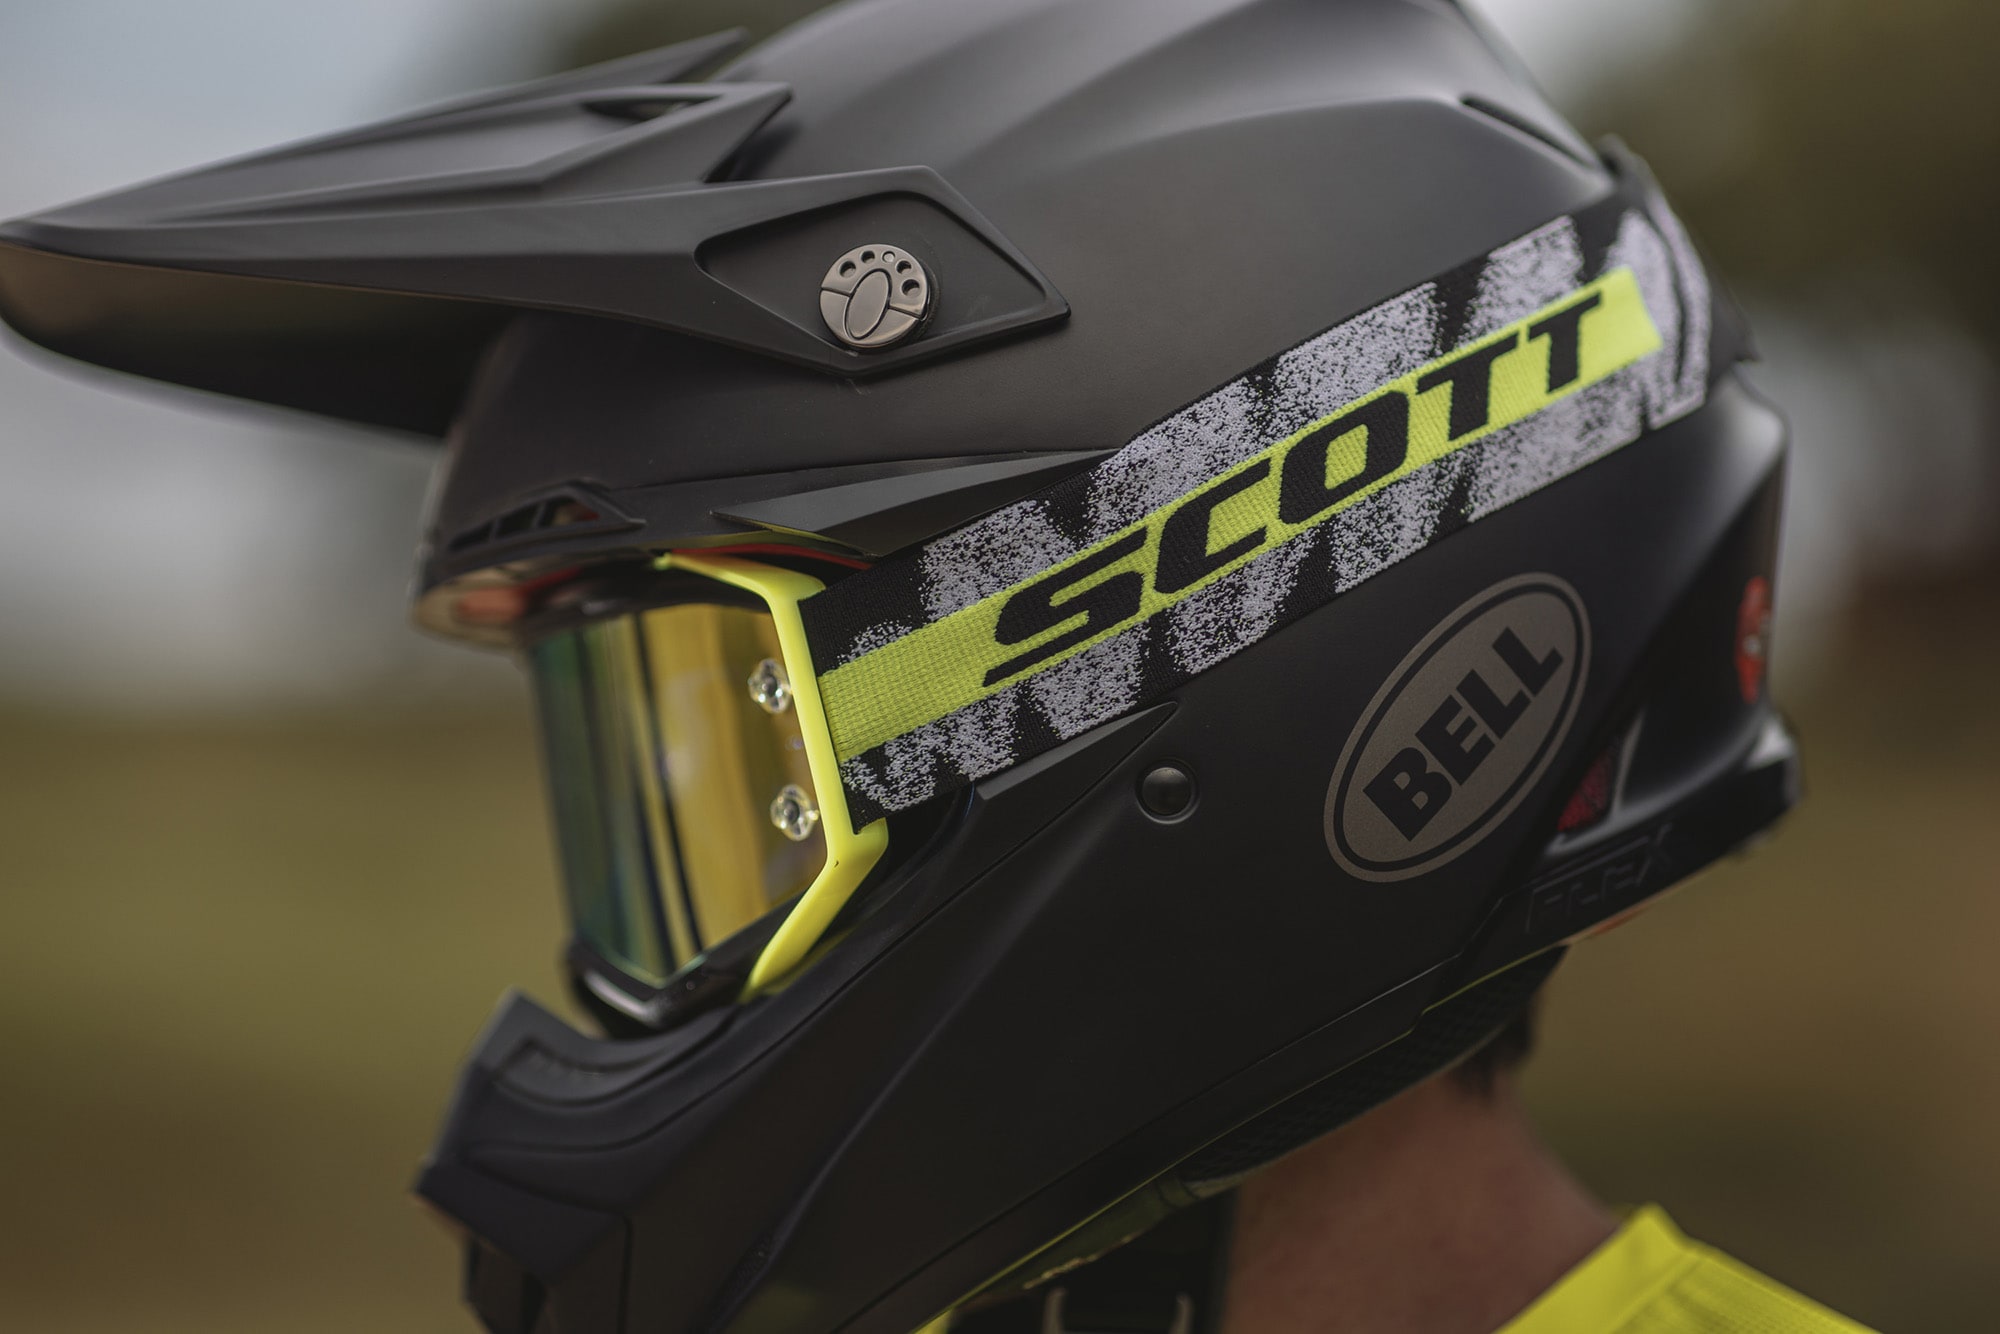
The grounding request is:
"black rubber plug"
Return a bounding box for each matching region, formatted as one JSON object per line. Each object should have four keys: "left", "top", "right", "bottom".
{"left": 1139, "top": 764, "right": 1197, "bottom": 821}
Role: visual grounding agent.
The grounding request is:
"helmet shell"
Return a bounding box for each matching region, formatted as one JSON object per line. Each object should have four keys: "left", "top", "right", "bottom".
{"left": 419, "top": 0, "right": 1610, "bottom": 603}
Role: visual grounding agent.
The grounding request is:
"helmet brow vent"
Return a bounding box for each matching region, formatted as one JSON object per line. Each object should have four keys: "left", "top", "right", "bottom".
{"left": 445, "top": 486, "right": 639, "bottom": 558}
{"left": 582, "top": 94, "right": 702, "bottom": 124}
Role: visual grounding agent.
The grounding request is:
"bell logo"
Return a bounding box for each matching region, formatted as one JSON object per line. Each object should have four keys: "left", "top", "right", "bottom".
{"left": 1327, "top": 576, "right": 1589, "bottom": 882}
{"left": 1363, "top": 625, "right": 1567, "bottom": 837}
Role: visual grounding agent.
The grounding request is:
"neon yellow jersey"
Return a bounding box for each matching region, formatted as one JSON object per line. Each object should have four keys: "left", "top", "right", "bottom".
{"left": 1500, "top": 1206, "right": 1876, "bottom": 1334}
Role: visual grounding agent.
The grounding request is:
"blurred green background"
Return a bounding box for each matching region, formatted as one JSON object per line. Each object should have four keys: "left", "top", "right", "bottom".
{"left": 2, "top": 1, "right": 1997, "bottom": 1330}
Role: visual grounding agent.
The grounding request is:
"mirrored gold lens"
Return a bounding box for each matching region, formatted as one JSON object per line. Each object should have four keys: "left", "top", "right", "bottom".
{"left": 527, "top": 601, "right": 830, "bottom": 985}
{"left": 638, "top": 603, "right": 826, "bottom": 960}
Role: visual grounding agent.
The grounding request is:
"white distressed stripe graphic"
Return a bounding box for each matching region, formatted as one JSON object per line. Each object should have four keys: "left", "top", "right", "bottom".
{"left": 837, "top": 199, "right": 1714, "bottom": 817}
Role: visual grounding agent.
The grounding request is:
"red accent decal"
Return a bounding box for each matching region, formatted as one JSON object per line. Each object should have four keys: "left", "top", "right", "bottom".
{"left": 1556, "top": 745, "right": 1617, "bottom": 833}
{"left": 1735, "top": 575, "right": 1772, "bottom": 703}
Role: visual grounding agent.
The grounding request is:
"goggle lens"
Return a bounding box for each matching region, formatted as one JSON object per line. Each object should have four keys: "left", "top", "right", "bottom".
{"left": 528, "top": 601, "right": 828, "bottom": 986}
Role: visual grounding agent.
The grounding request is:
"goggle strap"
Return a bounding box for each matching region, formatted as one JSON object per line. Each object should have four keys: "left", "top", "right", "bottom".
{"left": 800, "top": 158, "right": 1724, "bottom": 829}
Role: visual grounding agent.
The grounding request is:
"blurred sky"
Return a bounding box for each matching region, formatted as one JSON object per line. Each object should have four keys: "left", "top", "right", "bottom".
{"left": 0, "top": 0, "right": 1968, "bottom": 710}
{"left": 0, "top": 0, "right": 585, "bottom": 710}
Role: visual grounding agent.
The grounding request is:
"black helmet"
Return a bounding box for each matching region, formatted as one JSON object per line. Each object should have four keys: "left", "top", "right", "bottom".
{"left": 0, "top": 2, "right": 1797, "bottom": 1331}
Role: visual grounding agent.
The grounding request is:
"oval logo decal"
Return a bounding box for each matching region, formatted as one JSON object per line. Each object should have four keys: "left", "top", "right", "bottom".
{"left": 1327, "top": 575, "right": 1589, "bottom": 882}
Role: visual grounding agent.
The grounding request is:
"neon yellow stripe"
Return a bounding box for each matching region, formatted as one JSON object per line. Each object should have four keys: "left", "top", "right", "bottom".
{"left": 820, "top": 269, "right": 1661, "bottom": 762}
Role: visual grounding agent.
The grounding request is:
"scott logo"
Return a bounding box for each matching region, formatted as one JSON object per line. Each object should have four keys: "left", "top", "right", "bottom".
{"left": 1326, "top": 576, "right": 1589, "bottom": 882}
{"left": 975, "top": 285, "right": 1624, "bottom": 689}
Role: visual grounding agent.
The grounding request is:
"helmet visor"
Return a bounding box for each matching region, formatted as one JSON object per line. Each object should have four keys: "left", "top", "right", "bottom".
{"left": 527, "top": 599, "right": 828, "bottom": 987}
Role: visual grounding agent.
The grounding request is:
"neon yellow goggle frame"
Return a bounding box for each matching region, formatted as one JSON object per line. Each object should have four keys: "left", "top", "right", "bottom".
{"left": 528, "top": 551, "right": 888, "bottom": 1001}
{"left": 663, "top": 552, "right": 890, "bottom": 992}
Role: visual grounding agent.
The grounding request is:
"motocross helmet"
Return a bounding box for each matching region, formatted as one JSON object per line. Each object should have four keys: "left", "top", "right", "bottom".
{"left": 0, "top": 2, "right": 1796, "bottom": 1331}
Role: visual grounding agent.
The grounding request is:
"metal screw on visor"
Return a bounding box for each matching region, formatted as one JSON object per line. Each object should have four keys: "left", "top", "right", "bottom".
{"left": 748, "top": 657, "right": 793, "bottom": 713}
{"left": 820, "top": 243, "right": 933, "bottom": 349}
{"left": 770, "top": 784, "right": 822, "bottom": 841}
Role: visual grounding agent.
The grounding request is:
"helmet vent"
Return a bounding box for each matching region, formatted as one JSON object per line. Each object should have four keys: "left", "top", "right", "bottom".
{"left": 445, "top": 486, "right": 637, "bottom": 557}
{"left": 582, "top": 94, "right": 702, "bottom": 124}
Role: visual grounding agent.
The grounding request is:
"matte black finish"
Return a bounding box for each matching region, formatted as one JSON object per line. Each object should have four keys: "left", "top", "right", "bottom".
{"left": 709, "top": 448, "right": 1110, "bottom": 557}
{"left": 0, "top": 0, "right": 1608, "bottom": 603}
{"left": 415, "top": 378, "right": 1796, "bottom": 1334}
{"left": 0, "top": 3, "right": 1801, "bottom": 1332}
{"left": 0, "top": 28, "right": 1071, "bottom": 432}
{"left": 407, "top": 0, "right": 1608, "bottom": 600}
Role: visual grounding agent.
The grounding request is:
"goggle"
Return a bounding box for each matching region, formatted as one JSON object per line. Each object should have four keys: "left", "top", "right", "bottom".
{"left": 522, "top": 552, "right": 887, "bottom": 1022}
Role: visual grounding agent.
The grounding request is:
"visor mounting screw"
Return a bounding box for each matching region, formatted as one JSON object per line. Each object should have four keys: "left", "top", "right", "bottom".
{"left": 771, "top": 784, "right": 822, "bottom": 841}
{"left": 748, "top": 658, "right": 793, "bottom": 713}
{"left": 1139, "top": 764, "right": 1197, "bottom": 822}
{"left": 820, "top": 243, "right": 933, "bottom": 350}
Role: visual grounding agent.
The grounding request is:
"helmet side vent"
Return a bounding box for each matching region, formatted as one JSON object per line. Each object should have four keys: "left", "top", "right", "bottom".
{"left": 445, "top": 486, "right": 639, "bottom": 558}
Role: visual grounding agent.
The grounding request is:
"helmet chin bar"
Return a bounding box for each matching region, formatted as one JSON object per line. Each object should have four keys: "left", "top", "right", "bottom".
{"left": 428, "top": 695, "right": 1795, "bottom": 1333}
